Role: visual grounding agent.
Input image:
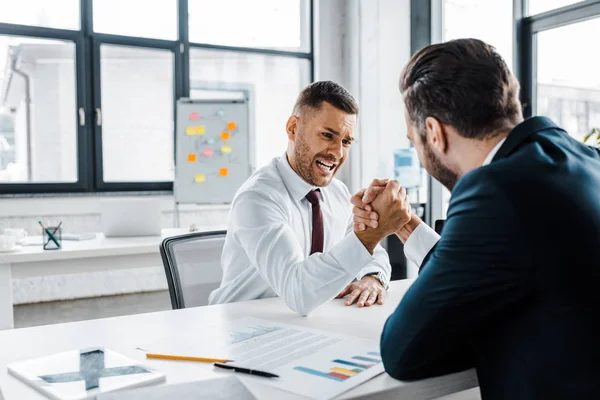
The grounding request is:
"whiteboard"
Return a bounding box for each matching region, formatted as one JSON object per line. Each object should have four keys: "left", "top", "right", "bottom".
{"left": 174, "top": 99, "right": 252, "bottom": 204}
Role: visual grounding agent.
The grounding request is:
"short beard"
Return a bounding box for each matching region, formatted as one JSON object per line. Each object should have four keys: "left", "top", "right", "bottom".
{"left": 294, "top": 135, "right": 323, "bottom": 186}
{"left": 421, "top": 135, "right": 459, "bottom": 191}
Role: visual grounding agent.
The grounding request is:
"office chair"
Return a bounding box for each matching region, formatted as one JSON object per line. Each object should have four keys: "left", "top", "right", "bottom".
{"left": 434, "top": 219, "right": 445, "bottom": 235}
{"left": 159, "top": 230, "right": 227, "bottom": 309}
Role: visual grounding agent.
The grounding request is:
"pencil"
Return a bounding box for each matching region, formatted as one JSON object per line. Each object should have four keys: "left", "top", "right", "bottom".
{"left": 146, "top": 353, "right": 233, "bottom": 363}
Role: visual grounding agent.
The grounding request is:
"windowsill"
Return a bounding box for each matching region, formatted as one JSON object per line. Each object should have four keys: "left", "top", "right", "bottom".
{"left": 0, "top": 193, "right": 230, "bottom": 218}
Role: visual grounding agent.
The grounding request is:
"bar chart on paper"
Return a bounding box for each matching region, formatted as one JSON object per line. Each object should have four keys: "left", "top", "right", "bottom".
{"left": 140, "top": 317, "right": 385, "bottom": 400}
{"left": 294, "top": 352, "right": 382, "bottom": 382}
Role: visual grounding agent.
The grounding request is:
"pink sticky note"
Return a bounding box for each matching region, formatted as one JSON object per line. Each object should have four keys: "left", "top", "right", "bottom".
{"left": 190, "top": 112, "right": 199, "bottom": 121}
{"left": 203, "top": 148, "right": 214, "bottom": 157}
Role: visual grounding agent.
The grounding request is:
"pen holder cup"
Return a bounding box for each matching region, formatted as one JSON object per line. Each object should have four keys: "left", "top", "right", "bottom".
{"left": 43, "top": 226, "right": 62, "bottom": 250}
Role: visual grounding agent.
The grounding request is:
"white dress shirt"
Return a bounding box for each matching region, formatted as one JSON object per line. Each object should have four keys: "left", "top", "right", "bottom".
{"left": 404, "top": 138, "right": 507, "bottom": 267}
{"left": 209, "top": 154, "right": 391, "bottom": 315}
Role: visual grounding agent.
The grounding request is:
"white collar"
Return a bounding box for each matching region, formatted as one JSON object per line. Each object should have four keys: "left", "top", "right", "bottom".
{"left": 482, "top": 137, "right": 507, "bottom": 166}
{"left": 276, "top": 153, "right": 326, "bottom": 203}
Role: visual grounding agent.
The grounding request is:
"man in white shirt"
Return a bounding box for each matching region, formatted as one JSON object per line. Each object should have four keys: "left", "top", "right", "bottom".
{"left": 209, "top": 81, "right": 397, "bottom": 315}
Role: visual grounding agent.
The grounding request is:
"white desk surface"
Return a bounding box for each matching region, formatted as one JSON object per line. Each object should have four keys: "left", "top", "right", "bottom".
{"left": 1, "top": 226, "right": 227, "bottom": 264}
{"left": 0, "top": 279, "right": 478, "bottom": 400}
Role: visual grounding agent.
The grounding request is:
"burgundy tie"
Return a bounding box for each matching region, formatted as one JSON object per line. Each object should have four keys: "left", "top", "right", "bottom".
{"left": 305, "top": 189, "right": 324, "bottom": 255}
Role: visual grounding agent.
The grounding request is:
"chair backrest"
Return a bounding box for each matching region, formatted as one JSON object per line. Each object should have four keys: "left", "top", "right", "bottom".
{"left": 434, "top": 219, "right": 445, "bottom": 235}
{"left": 160, "top": 230, "right": 227, "bottom": 309}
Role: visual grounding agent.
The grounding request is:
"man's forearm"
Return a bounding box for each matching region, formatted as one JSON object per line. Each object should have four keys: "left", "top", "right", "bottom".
{"left": 396, "top": 214, "right": 422, "bottom": 243}
{"left": 355, "top": 229, "right": 384, "bottom": 254}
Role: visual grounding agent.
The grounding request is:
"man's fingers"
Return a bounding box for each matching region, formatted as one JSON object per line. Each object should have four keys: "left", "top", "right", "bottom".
{"left": 345, "top": 289, "right": 362, "bottom": 306}
{"left": 384, "top": 180, "right": 402, "bottom": 196}
{"left": 356, "top": 290, "right": 371, "bottom": 308}
{"left": 353, "top": 222, "right": 366, "bottom": 231}
{"left": 365, "top": 291, "right": 378, "bottom": 307}
{"left": 399, "top": 186, "right": 407, "bottom": 199}
{"left": 353, "top": 206, "right": 378, "bottom": 221}
{"left": 363, "top": 178, "right": 389, "bottom": 203}
{"left": 335, "top": 285, "right": 352, "bottom": 299}
{"left": 362, "top": 185, "right": 386, "bottom": 204}
{"left": 377, "top": 289, "right": 387, "bottom": 305}
{"left": 354, "top": 216, "right": 378, "bottom": 228}
{"left": 350, "top": 189, "right": 367, "bottom": 208}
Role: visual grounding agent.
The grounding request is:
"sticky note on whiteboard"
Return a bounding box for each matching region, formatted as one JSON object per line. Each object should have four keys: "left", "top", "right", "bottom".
{"left": 221, "top": 145, "right": 232, "bottom": 154}
{"left": 203, "top": 148, "right": 214, "bottom": 157}
{"left": 189, "top": 112, "right": 199, "bottom": 121}
{"left": 220, "top": 132, "right": 230, "bottom": 141}
{"left": 219, "top": 168, "right": 229, "bottom": 177}
{"left": 195, "top": 174, "right": 206, "bottom": 183}
{"left": 186, "top": 127, "right": 195, "bottom": 135}
{"left": 197, "top": 126, "right": 205, "bottom": 135}
{"left": 187, "top": 153, "right": 197, "bottom": 162}
{"left": 227, "top": 122, "right": 237, "bottom": 131}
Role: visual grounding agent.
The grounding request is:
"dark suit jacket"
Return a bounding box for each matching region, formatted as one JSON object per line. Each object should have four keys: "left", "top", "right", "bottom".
{"left": 381, "top": 117, "right": 600, "bottom": 399}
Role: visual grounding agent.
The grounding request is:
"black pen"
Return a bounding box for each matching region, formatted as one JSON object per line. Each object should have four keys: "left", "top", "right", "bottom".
{"left": 213, "top": 363, "right": 279, "bottom": 378}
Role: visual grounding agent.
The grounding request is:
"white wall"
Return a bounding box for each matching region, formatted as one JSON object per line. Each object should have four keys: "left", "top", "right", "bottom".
{"left": 316, "top": 0, "right": 411, "bottom": 193}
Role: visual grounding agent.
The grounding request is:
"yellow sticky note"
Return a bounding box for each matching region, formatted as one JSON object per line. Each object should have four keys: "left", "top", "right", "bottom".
{"left": 186, "top": 127, "right": 195, "bottom": 135}
{"left": 194, "top": 174, "right": 206, "bottom": 183}
{"left": 220, "top": 131, "right": 230, "bottom": 141}
{"left": 219, "top": 168, "right": 229, "bottom": 177}
{"left": 187, "top": 153, "right": 197, "bottom": 162}
{"left": 221, "top": 145, "right": 232, "bottom": 154}
{"left": 196, "top": 126, "right": 205, "bottom": 135}
{"left": 227, "top": 122, "right": 237, "bottom": 131}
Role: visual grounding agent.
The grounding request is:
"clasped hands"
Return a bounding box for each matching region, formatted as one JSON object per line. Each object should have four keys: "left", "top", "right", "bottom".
{"left": 335, "top": 179, "right": 413, "bottom": 308}
{"left": 352, "top": 179, "right": 413, "bottom": 249}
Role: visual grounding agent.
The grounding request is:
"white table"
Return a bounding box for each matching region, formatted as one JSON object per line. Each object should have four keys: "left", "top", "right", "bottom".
{"left": 0, "top": 279, "right": 478, "bottom": 399}
{"left": 0, "top": 227, "right": 226, "bottom": 330}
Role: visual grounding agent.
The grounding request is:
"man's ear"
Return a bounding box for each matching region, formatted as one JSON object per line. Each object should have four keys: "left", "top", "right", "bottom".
{"left": 425, "top": 116, "right": 448, "bottom": 154}
{"left": 286, "top": 115, "right": 299, "bottom": 141}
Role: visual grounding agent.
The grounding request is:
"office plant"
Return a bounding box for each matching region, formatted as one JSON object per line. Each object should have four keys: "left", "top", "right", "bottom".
{"left": 583, "top": 128, "right": 600, "bottom": 148}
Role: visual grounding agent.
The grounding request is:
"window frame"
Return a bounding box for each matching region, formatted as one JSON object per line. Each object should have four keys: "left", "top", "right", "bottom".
{"left": 518, "top": 0, "right": 600, "bottom": 119}
{"left": 0, "top": 0, "right": 314, "bottom": 195}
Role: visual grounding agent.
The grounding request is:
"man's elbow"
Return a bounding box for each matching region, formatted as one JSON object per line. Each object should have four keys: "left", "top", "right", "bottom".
{"left": 284, "top": 296, "right": 318, "bottom": 316}
{"left": 381, "top": 332, "right": 430, "bottom": 381}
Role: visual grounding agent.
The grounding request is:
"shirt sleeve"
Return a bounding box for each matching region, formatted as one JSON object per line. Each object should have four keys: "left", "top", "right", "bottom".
{"left": 403, "top": 221, "right": 441, "bottom": 268}
{"left": 231, "top": 190, "right": 377, "bottom": 315}
{"left": 347, "top": 216, "right": 392, "bottom": 288}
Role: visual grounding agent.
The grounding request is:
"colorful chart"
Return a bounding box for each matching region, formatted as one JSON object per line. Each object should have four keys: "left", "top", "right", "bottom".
{"left": 293, "top": 352, "right": 382, "bottom": 382}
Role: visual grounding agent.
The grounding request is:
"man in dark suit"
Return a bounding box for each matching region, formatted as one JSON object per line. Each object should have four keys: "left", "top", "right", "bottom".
{"left": 350, "top": 38, "right": 600, "bottom": 399}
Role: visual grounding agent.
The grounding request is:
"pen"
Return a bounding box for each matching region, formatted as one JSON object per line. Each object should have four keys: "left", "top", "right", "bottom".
{"left": 38, "top": 221, "right": 60, "bottom": 247}
{"left": 146, "top": 353, "right": 233, "bottom": 363}
{"left": 213, "top": 363, "right": 279, "bottom": 378}
{"left": 51, "top": 221, "right": 63, "bottom": 236}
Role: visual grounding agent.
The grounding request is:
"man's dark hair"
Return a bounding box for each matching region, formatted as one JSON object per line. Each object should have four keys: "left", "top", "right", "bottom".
{"left": 293, "top": 81, "right": 359, "bottom": 116}
{"left": 400, "top": 38, "right": 522, "bottom": 140}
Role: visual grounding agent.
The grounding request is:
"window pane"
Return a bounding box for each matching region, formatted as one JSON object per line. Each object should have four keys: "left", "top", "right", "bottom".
{"left": 443, "top": 0, "right": 513, "bottom": 70}
{"left": 0, "top": 0, "right": 79, "bottom": 30}
{"left": 536, "top": 17, "right": 600, "bottom": 142}
{"left": 441, "top": 0, "right": 514, "bottom": 211}
{"left": 190, "top": 49, "right": 311, "bottom": 168}
{"left": 189, "top": 0, "right": 310, "bottom": 52}
{"left": 0, "top": 36, "right": 77, "bottom": 183}
{"left": 93, "top": 0, "right": 177, "bottom": 40}
{"left": 100, "top": 45, "right": 174, "bottom": 182}
{"left": 528, "top": 0, "right": 583, "bottom": 16}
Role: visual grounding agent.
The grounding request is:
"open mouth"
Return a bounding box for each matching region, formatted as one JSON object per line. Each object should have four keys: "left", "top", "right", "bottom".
{"left": 316, "top": 159, "right": 337, "bottom": 173}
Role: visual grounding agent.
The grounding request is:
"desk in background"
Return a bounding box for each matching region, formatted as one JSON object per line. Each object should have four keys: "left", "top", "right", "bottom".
{"left": 0, "top": 279, "right": 478, "bottom": 399}
{"left": 0, "top": 226, "right": 226, "bottom": 330}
